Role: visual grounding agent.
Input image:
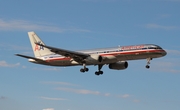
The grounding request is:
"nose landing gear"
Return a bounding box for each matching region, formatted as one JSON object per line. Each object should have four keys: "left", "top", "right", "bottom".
{"left": 146, "top": 58, "right": 152, "bottom": 69}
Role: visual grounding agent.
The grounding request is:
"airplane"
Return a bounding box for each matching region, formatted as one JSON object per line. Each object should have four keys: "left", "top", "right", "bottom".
{"left": 16, "top": 31, "right": 167, "bottom": 75}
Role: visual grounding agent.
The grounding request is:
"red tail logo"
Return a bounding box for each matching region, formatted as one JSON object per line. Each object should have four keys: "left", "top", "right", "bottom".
{"left": 34, "top": 41, "right": 44, "bottom": 51}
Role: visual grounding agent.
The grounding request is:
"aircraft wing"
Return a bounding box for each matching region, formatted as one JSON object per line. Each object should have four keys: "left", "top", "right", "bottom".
{"left": 35, "top": 43, "right": 90, "bottom": 62}
{"left": 15, "top": 54, "right": 44, "bottom": 62}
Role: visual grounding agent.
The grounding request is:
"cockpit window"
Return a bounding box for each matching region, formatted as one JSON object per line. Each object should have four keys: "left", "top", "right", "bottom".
{"left": 157, "top": 46, "right": 162, "bottom": 49}
{"left": 148, "top": 46, "right": 162, "bottom": 49}
{"left": 148, "top": 47, "right": 156, "bottom": 49}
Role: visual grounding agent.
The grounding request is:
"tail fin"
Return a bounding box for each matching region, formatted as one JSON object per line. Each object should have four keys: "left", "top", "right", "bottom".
{"left": 28, "top": 31, "right": 53, "bottom": 57}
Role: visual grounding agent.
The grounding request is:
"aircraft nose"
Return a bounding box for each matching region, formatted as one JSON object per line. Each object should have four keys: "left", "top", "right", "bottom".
{"left": 162, "top": 50, "right": 167, "bottom": 56}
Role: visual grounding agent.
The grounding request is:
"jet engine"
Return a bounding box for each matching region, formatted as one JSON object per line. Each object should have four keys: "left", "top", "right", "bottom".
{"left": 101, "top": 55, "right": 117, "bottom": 63}
{"left": 85, "top": 54, "right": 118, "bottom": 63}
{"left": 109, "top": 61, "right": 128, "bottom": 70}
{"left": 85, "top": 54, "right": 103, "bottom": 63}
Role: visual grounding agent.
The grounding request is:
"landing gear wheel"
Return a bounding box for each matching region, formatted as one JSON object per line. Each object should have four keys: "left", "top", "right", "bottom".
{"left": 85, "top": 68, "right": 89, "bottom": 72}
{"left": 80, "top": 68, "right": 85, "bottom": 73}
{"left": 95, "top": 71, "right": 100, "bottom": 76}
{"left": 80, "top": 68, "right": 89, "bottom": 73}
{"left": 99, "top": 71, "right": 103, "bottom": 75}
{"left": 94, "top": 64, "right": 104, "bottom": 76}
{"left": 80, "top": 63, "right": 89, "bottom": 73}
{"left": 95, "top": 71, "right": 103, "bottom": 75}
{"left": 146, "top": 65, "right": 150, "bottom": 69}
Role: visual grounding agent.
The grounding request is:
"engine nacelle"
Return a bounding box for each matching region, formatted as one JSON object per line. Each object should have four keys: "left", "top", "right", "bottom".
{"left": 109, "top": 61, "right": 128, "bottom": 70}
{"left": 101, "top": 55, "right": 117, "bottom": 63}
{"left": 85, "top": 54, "right": 103, "bottom": 63}
{"left": 85, "top": 54, "right": 118, "bottom": 64}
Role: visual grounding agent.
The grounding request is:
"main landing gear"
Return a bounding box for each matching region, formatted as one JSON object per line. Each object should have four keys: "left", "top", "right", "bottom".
{"left": 80, "top": 63, "right": 104, "bottom": 76}
{"left": 80, "top": 63, "right": 89, "bottom": 73}
{"left": 146, "top": 58, "right": 152, "bottom": 69}
{"left": 95, "top": 64, "right": 103, "bottom": 76}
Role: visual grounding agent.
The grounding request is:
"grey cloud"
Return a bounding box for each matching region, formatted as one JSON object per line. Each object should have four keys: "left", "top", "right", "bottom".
{"left": 0, "top": 43, "right": 30, "bottom": 51}
{"left": 152, "top": 60, "right": 180, "bottom": 74}
{"left": 0, "top": 19, "right": 91, "bottom": 33}
{"left": 118, "top": 94, "right": 131, "bottom": 98}
{"left": 42, "top": 108, "right": 54, "bottom": 110}
{"left": 145, "top": 23, "right": 179, "bottom": 30}
{"left": 0, "top": 61, "right": 20, "bottom": 67}
{"left": 56, "top": 87, "right": 101, "bottom": 95}
{"left": 0, "top": 96, "right": 7, "bottom": 100}
{"left": 40, "top": 96, "right": 68, "bottom": 101}
{"left": 133, "top": 99, "right": 140, "bottom": 103}
{"left": 42, "top": 81, "right": 79, "bottom": 87}
{"left": 166, "top": 49, "right": 180, "bottom": 55}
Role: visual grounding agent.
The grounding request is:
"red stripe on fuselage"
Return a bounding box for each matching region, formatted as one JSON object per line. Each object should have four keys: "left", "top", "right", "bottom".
{"left": 45, "top": 49, "right": 165, "bottom": 62}
{"left": 100, "top": 49, "right": 165, "bottom": 56}
{"left": 46, "top": 57, "right": 71, "bottom": 62}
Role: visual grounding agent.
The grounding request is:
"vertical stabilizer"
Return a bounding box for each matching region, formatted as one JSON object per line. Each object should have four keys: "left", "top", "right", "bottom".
{"left": 28, "top": 31, "right": 53, "bottom": 57}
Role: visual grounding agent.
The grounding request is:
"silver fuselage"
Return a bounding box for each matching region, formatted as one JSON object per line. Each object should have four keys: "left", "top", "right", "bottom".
{"left": 30, "top": 44, "right": 167, "bottom": 66}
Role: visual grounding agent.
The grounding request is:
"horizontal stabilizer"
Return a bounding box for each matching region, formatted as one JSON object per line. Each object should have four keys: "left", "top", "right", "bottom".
{"left": 15, "top": 54, "right": 44, "bottom": 62}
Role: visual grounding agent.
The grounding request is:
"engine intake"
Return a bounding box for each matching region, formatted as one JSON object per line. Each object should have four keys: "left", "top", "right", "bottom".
{"left": 109, "top": 61, "right": 128, "bottom": 70}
